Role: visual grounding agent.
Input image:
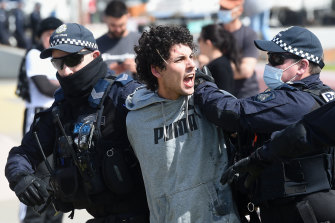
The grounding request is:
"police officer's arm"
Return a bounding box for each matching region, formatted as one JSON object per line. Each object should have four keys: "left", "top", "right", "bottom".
{"left": 194, "top": 83, "right": 316, "bottom": 133}
{"left": 222, "top": 102, "right": 335, "bottom": 186}
{"left": 5, "top": 110, "right": 55, "bottom": 189}
{"left": 194, "top": 82, "right": 241, "bottom": 132}
{"left": 260, "top": 100, "right": 335, "bottom": 162}
{"left": 302, "top": 100, "right": 335, "bottom": 147}
{"left": 5, "top": 110, "right": 55, "bottom": 206}
{"left": 221, "top": 121, "right": 316, "bottom": 187}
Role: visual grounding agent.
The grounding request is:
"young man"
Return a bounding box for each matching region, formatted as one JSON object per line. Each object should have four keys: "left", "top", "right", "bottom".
{"left": 126, "top": 25, "right": 240, "bottom": 223}
{"left": 96, "top": 0, "right": 140, "bottom": 77}
{"left": 194, "top": 26, "right": 335, "bottom": 223}
{"left": 218, "top": 0, "right": 259, "bottom": 98}
{"left": 5, "top": 23, "right": 149, "bottom": 223}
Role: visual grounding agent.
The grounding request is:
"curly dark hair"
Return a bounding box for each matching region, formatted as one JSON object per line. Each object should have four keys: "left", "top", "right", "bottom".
{"left": 134, "top": 25, "right": 195, "bottom": 91}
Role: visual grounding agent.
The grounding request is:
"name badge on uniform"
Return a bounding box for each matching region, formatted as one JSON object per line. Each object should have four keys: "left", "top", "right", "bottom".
{"left": 321, "top": 91, "right": 335, "bottom": 102}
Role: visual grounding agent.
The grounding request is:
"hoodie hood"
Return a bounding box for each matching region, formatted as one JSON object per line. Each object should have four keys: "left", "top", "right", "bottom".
{"left": 126, "top": 86, "right": 192, "bottom": 140}
{"left": 126, "top": 86, "right": 170, "bottom": 111}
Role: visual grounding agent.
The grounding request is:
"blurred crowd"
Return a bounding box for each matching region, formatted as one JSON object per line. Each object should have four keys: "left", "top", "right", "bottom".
{"left": 2, "top": 0, "right": 335, "bottom": 50}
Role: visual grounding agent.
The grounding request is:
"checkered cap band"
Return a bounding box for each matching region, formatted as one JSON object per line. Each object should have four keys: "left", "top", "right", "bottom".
{"left": 272, "top": 37, "right": 321, "bottom": 64}
{"left": 50, "top": 38, "right": 98, "bottom": 50}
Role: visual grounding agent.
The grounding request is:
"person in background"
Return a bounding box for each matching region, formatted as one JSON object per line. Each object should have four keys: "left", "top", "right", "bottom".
{"left": 0, "top": 0, "right": 10, "bottom": 45}
{"left": 19, "top": 16, "right": 64, "bottom": 223}
{"left": 23, "top": 17, "right": 62, "bottom": 135}
{"left": 30, "top": 2, "right": 42, "bottom": 46}
{"left": 126, "top": 24, "right": 240, "bottom": 223}
{"left": 218, "top": 0, "right": 259, "bottom": 98}
{"left": 96, "top": 0, "right": 140, "bottom": 78}
{"left": 198, "top": 23, "right": 241, "bottom": 94}
{"left": 243, "top": 0, "right": 273, "bottom": 41}
{"left": 13, "top": 0, "right": 28, "bottom": 49}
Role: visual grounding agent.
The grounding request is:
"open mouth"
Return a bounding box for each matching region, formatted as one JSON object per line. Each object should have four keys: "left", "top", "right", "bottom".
{"left": 184, "top": 74, "right": 195, "bottom": 88}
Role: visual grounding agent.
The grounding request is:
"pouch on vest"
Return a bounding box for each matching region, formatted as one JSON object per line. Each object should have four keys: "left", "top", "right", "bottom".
{"left": 99, "top": 140, "right": 134, "bottom": 195}
{"left": 52, "top": 163, "right": 79, "bottom": 199}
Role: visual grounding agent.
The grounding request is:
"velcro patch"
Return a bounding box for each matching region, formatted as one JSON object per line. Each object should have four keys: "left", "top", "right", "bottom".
{"left": 255, "top": 91, "right": 275, "bottom": 102}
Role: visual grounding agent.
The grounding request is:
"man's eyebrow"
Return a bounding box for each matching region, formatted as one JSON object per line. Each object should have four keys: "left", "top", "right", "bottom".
{"left": 174, "top": 52, "right": 194, "bottom": 58}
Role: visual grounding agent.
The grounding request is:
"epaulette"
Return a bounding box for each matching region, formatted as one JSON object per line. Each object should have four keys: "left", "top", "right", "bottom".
{"left": 114, "top": 73, "right": 133, "bottom": 86}
{"left": 276, "top": 83, "right": 299, "bottom": 91}
{"left": 88, "top": 78, "right": 113, "bottom": 109}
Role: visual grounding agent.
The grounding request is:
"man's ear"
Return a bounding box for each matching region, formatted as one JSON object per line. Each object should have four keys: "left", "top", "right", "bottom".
{"left": 297, "top": 59, "right": 309, "bottom": 76}
{"left": 151, "top": 65, "right": 161, "bottom": 78}
{"left": 205, "top": 39, "right": 213, "bottom": 47}
{"left": 92, "top": 50, "right": 100, "bottom": 58}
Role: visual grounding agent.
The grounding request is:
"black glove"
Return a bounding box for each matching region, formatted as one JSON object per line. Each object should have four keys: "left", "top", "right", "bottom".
{"left": 14, "top": 174, "right": 49, "bottom": 206}
{"left": 266, "top": 121, "right": 316, "bottom": 160}
{"left": 194, "top": 66, "right": 214, "bottom": 88}
{"left": 220, "top": 150, "right": 268, "bottom": 188}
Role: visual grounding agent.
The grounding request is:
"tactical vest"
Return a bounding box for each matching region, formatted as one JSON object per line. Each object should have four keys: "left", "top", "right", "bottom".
{"left": 50, "top": 74, "right": 138, "bottom": 214}
{"left": 252, "top": 82, "right": 335, "bottom": 204}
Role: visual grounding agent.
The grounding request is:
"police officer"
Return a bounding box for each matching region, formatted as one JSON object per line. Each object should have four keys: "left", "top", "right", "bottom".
{"left": 5, "top": 23, "right": 149, "bottom": 223}
{"left": 222, "top": 99, "right": 335, "bottom": 223}
{"left": 194, "top": 26, "right": 335, "bottom": 223}
{"left": 0, "top": 0, "right": 10, "bottom": 45}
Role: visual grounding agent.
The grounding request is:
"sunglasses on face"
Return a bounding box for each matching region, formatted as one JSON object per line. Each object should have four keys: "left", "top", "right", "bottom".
{"left": 267, "top": 53, "right": 301, "bottom": 66}
{"left": 51, "top": 50, "right": 92, "bottom": 70}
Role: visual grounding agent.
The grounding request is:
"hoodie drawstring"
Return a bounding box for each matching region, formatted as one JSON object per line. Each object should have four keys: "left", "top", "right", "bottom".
{"left": 185, "top": 96, "right": 192, "bottom": 136}
{"left": 161, "top": 96, "right": 192, "bottom": 141}
{"left": 161, "top": 102, "right": 168, "bottom": 140}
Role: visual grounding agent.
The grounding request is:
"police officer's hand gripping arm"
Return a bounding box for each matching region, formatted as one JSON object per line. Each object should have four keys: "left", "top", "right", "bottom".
{"left": 194, "top": 65, "right": 215, "bottom": 87}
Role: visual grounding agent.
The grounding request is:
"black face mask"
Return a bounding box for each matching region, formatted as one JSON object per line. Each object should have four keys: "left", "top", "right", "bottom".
{"left": 57, "top": 55, "right": 107, "bottom": 103}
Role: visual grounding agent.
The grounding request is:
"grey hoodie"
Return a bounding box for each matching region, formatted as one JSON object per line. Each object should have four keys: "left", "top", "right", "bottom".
{"left": 126, "top": 86, "right": 240, "bottom": 223}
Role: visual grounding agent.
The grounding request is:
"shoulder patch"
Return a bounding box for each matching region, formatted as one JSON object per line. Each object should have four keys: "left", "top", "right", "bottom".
{"left": 115, "top": 73, "right": 133, "bottom": 86}
{"left": 255, "top": 91, "right": 276, "bottom": 102}
{"left": 89, "top": 79, "right": 110, "bottom": 108}
{"left": 321, "top": 91, "right": 335, "bottom": 102}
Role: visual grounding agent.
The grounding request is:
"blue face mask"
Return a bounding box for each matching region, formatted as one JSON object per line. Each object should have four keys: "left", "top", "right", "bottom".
{"left": 263, "top": 65, "right": 284, "bottom": 90}
{"left": 263, "top": 60, "right": 301, "bottom": 90}
{"left": 217, "top": 10, "right": 233, "bottom": 24}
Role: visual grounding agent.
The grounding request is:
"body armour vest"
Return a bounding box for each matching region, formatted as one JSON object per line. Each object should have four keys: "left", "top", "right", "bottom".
{"left": 251, "top": 82, "right": 335, "bottom": 204}
{"left": 50, "top": 74, "right": 140, "bottom": 215}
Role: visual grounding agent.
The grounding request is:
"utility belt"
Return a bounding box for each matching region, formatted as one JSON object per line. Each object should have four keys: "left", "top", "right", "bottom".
{"left": 254, "top": 153, "right": 333, "bottom": 204}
